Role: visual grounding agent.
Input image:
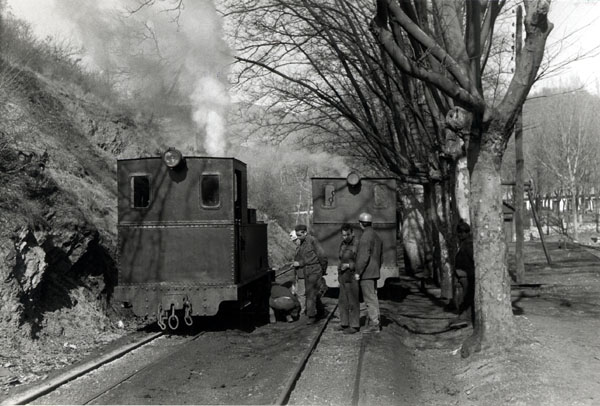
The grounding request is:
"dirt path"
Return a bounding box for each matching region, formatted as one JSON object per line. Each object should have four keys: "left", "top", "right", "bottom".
{"left": 450, "top": 242, "right": 600, "bottom": 405}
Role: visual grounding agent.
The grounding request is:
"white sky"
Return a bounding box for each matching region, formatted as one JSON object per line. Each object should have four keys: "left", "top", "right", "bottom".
{"left": 5, "top": 0, "right": 600, "bottom": 93}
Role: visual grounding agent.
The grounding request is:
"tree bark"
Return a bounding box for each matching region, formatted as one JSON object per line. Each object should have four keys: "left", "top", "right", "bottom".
{"left": 463, "top": 135, "right": 515, "bottom": 357}
{"left": 571, "top": 185, "right": 579, "bottom": 241}
{"left": 514, "top": 6, "right": 525, "bottom": 283}
{"left": 400, "top": 185, "right": 428, "bottom": 277}
{"left": 455, "top": 157, "right": 470, "bottom": 223}
{"left": 435, "top": 181, "right": 454, "bottom": 300}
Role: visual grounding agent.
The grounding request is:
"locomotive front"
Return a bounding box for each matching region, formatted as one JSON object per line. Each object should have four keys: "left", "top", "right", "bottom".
{"left": 113, "top": 149, "right": 271, "bottom": 330}
{"left": 311, "top": 174, "right": 399, "bottom": 288}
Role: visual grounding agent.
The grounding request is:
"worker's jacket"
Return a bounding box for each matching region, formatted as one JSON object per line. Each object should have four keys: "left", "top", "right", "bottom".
{"left": 338, "top": 235, "right": 357, "bottom": 284}
{"left": 355, "top": 227, "right": 383, "bottom": 280}
{"left": 294, "top": 234, "right": 327, "bottom": 278}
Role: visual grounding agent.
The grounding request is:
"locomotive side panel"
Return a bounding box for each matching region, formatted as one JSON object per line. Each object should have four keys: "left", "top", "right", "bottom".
{"left": 118, "top": 225, "right": 235, "bottom": 284}
{"left": 311, "top": 177, "right": 398, "bottom": 288}
{"left": 238, "top": 224, "right": 269, "bottom": 283}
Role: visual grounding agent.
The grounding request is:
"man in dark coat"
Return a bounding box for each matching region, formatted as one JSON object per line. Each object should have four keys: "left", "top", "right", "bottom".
{"left": 292, "top": 224, "right": 328, "bottom": 324}
{"left": 337, "top": 223, "right": 360, "bottom": 334}
{"left": 449, "top": 220, "right": 475, "bottom": 328}
{"left": 355, "top": 212, "right": 383, "bottom": 333}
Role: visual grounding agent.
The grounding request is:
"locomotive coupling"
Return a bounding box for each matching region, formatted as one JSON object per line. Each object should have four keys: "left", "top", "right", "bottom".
{"left": 167, "top": 305, "right": 179, "bottom": 330}
{"left": 156, "top": 296, "right": 194, "bottom": 330}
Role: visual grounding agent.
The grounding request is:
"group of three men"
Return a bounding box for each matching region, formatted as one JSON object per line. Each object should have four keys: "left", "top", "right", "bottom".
{"left": 290, "top": 212, "right": 383, "bottom": 334}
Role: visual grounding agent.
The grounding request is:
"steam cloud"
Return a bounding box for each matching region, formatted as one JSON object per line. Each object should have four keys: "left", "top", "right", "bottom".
{"left": 50, "top": 0, "right": 232, "bottom": 156}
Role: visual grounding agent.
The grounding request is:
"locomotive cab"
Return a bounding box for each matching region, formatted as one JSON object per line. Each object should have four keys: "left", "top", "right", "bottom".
{"left": 114, "top": 150, "right": 271, "bottom": 330}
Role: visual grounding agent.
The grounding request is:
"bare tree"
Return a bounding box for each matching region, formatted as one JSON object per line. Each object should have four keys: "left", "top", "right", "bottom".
{"left": 219, "top": 0, "right": 462, "bottom": 297}
{"left": 526, "top": 86, "right": 600, "bottom": 241}
{"left": 371, "top": 0, "right": 553, "bottom": 356}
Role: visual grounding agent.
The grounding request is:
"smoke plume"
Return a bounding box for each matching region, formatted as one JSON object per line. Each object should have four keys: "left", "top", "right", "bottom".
{"left": 50, "top": 0, "right": 232, "bottom": 156}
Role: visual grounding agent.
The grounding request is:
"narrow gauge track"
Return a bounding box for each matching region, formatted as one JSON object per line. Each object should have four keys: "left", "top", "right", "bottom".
{"left": 80, "top": 331, "right": 205, "bottom": 405}
{"left": 6, "top": 264, "right": 342, "bottom": 405}
{"left": 1, "top": 332, "right": 209, "bottom": 406}
{"left": 272, "top": 264, "right": 370, "bottom": 405}
{"left": 274, "top": 303, "right": 338, "bottom": 405}
{"left": 1, "top": 332, "right": 164, "bottom": 406}
{"left": 274, "top": 302, "right": 376, "bottom": 406}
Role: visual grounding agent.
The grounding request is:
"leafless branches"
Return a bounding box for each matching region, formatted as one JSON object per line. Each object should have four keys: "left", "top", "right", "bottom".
{"left": 222, "top": 0, "right": 449, "bottom": 183}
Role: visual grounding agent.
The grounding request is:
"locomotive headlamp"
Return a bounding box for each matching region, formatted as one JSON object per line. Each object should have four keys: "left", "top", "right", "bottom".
{"left": 347, "top": 172, "right": 360, "bottom": 187}
{"left": 163, "top": 148, "right": 184, "bottom": 169}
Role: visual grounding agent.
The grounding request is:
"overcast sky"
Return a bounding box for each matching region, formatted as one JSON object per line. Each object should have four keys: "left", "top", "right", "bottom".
{"left": 5, "top": 0, "right": 600, "bottom": 93}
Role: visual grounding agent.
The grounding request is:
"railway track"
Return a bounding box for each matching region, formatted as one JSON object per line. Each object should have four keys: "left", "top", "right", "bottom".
{"left": 0, "top": 331, "right": 207, "bottom": 405}
{"left": 272, "top": 266, "right": 371, "bottom": 405}
{"left": 273, "top": 301, "right": 381, "bottom": 406}
{"left": 1, "top": 332, "right": 163, "bottom": 405}
{"left": 275, "top": 303, "right": 338, "bottom": 405}
{"left": 80, "top": 331, "right": 206, "bottom": 405}
{"left": 4, "top": 274, "right": 364, "bottom": 405}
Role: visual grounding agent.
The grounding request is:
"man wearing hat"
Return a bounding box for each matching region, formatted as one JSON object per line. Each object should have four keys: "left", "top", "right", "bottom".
{"left": 355, "top": 212, "right": 383, "bottom": 333}
{"left": 292, "top": 224, "right": 328, "bottom": 324}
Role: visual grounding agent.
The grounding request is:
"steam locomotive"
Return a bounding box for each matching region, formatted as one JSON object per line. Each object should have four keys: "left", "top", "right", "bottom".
{"left": 113, "top": 148, "right": 399, "bottom": 330}
{"left": 113, "top": 148, "right": 272, "bottom": 330}
{"left": 311, "top": 175, "right": 399, "bottom": 288}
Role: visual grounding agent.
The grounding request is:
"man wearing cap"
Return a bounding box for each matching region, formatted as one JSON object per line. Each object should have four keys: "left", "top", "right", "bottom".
{"left": 355, "top": 212, "right": 383, "bottom": 333}
{"left": 292, "top": 224, "right": 328, "bottom": 324}
{"left": 337, "top": 223, "right": 360, "bottom": 334}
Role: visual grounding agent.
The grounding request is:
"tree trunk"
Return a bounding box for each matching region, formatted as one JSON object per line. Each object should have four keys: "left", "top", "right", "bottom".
{"left": 455, "top": 157, "right": 470, "bottom": 223}
{"left": 571, "top": 186, "right": 579, "bottom": 242}
{"left": 463, "top": 142, "right": 515, "bottom": 357}
{"left": 594, "top": 188, "right": 600, "bottom": 232}
{"left": 436, "top": 181, "right": 454, "bottom": 300}
{"left": 423, "top": 184, "right": 437, "bottom": 283}
{"left": 400, "top": 185, "right": 428, "bottom": 277}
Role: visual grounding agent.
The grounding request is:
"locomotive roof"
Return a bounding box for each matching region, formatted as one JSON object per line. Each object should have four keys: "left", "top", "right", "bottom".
{"left": 117, "top": 156, "right": 247, "bottom": 166}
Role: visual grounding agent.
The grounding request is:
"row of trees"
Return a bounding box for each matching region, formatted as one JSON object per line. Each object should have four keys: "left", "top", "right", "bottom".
{"left": 216, "top": 0, "right": 553, "bottom": 356}
{"left": 525, "top": 86, "right": 600, "bottom": 240}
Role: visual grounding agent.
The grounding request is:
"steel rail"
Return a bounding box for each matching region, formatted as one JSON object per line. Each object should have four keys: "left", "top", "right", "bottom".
{"left": 1, "top": 332, "right": 163, "bottom": 406}
{"left": 351, "top": 334, "right": 367, "bottom": 406}
{"left": 82, "top": 331, "right": 206, "bottom": 405}
{"left": 274, "top": 304, "right": 338, "bottom": 406}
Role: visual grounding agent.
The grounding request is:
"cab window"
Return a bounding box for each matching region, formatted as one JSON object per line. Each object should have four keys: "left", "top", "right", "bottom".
{"left": 374, "top": 184, "right": 388, "bottom": 208}
{"left": 131, "top": 175, "right": 151, "bottom": 208}
{"left": 323, "top": 183, "right": 336, "bottom": 208}
{"left": 201, "top": 174, "right": 220, "bottom": 208}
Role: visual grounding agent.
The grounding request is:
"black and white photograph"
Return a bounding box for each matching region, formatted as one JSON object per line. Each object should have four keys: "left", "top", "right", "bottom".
{"left": 1, "top": 0, "right": 600, "bottom": 405}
